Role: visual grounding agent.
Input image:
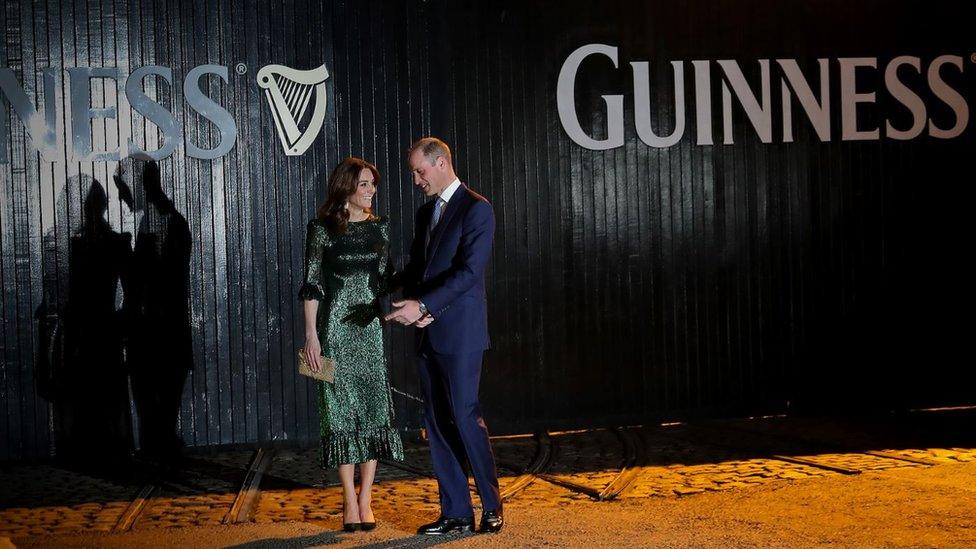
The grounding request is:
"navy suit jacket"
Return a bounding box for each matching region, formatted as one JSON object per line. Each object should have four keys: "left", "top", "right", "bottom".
{"left": 402, "top": 184, "right": 494, "bottom": 355}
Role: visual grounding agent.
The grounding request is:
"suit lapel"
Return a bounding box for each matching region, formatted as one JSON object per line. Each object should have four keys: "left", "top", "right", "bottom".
{"left": 425, "top": 185, "right": 466, "bottom": 262}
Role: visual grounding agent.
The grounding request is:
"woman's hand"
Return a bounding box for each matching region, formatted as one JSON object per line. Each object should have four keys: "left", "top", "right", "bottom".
{"left": 302, "top": 300, "right": 321, "bottom": 372}
{"left": 341, "top": 302, "right": 380, "bottom": 327}
{"left": 304, "top": 334, "right": 323, "bottom": 373}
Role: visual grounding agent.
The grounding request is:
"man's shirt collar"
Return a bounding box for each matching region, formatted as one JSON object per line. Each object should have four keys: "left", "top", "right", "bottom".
{"left": 439, "top": 178, "right": 462, "bottom": 204}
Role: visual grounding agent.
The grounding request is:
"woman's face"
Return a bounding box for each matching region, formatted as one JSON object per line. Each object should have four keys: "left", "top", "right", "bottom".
{"left": 347, "top": 167, "right": 376, "bottom": 211}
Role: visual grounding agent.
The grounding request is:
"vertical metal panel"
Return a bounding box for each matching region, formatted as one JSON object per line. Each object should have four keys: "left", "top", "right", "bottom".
{"left": 0, "top": 0, "right": 10, "bottom": 459}
{"left": 1, "top": 0, "right": 21, "bottom": 460}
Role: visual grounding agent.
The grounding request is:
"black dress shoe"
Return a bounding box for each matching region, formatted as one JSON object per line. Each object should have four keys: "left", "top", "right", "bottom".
{"left": 361, "top": 521, "right": 376, "bottom": 531}
{"left": 343, "top": 522, "right": 361, "bottom": 532}
{"left": 416, "top": 516, "right": 475, "bottom": 535}
{"left": 479, "top": 508, "right": 503, "bottom": 533}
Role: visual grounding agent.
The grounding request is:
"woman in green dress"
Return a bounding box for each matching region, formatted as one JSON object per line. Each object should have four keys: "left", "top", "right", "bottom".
{"left": 299, "top": 157, "right": 404, "bottom": 531}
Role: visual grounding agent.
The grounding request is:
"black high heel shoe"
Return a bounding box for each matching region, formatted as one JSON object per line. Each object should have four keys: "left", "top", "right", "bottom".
{"left": 360, "top": 504, "right": 376, "bottom": 531}
{"left": 343, "top": 503, "right": 362, "bottom": 532}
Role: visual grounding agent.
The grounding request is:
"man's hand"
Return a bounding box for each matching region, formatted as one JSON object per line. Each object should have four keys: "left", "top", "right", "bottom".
{"left": 413, "top": 313, "right": 434, "bottom": 328}
{"left": 384, "top": 299, "right": 424, "bottom": 325}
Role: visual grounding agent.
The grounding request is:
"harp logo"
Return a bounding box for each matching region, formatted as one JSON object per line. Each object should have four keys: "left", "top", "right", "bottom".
{"left": 256, "top": 64, "right": 329, "bottom": 156}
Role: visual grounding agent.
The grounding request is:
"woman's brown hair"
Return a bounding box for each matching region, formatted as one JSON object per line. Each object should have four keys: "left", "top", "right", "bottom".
{"left": 317, "top": 157, "right": 380, "bottom": 235}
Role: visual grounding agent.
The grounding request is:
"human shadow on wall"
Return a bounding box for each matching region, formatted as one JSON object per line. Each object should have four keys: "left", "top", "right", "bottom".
{"left": 116, "top": 159, "right": 194, "bottom": 463}
{"left": 35, "top": 175, "right": 133, "bottom": 468}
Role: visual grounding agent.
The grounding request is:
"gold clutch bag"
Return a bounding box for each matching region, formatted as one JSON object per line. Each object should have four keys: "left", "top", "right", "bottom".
{"left": 297, "top": 348, "right": 335, "bottom": 383}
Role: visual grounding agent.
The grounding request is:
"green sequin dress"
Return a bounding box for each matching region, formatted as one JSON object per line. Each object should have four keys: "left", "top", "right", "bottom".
{"left": 298, "top": 216, "right": 404, "bottom": 468}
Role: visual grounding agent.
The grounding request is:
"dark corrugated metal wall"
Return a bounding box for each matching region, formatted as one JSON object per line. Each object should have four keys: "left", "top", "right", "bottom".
{"left": 2, "top": 0, "right": 973, "bottom": 460}
{"left": 435, "top": 0, "right": 975, "bottom": 426}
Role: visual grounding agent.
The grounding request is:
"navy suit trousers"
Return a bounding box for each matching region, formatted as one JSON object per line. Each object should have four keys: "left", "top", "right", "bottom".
{"left": 417, "top": 344, "right": 500, "bottom": 517}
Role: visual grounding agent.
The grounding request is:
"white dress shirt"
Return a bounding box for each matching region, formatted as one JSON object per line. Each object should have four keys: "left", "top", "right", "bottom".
{"left": 431, "top": 178, "right": 462, "bottom": 229}
{"left": 439, "top": 178, "right": 462, "bottom": 204}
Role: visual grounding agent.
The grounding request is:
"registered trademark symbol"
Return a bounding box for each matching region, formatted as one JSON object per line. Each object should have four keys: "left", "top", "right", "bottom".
{"left": 235, "top": 63, "right": 248, "bottom": 75}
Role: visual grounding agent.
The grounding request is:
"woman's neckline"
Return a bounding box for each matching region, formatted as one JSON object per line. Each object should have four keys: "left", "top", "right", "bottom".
{"left": 348, "top": 215, "right": 379, "bottom": 224}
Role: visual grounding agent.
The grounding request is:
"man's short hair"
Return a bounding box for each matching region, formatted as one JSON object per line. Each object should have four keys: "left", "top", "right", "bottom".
{"left": 409, "top": 137, "right": 452, "bottom": 166}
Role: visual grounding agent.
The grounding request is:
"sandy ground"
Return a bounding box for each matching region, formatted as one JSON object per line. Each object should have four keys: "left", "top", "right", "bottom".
{"left": 7, "top": 460, "right": 975, "bottom": 548}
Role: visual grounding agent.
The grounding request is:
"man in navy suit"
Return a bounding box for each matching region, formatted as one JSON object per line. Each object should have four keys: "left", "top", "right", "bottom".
{"left": 385, "top": 137, "right": 502, "bottom": 535}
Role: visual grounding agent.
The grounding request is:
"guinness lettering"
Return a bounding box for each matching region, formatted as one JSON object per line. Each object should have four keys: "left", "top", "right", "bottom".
{"left": 0, "top": 64, "right": 253, "bottom": 163}
{"left": 557, "top": 44, "right": 971, "bottom": 150}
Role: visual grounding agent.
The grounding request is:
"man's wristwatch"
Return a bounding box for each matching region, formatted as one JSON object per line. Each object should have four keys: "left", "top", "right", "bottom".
{"left": 418, "top": 300, "right": 429, "bottom": 317}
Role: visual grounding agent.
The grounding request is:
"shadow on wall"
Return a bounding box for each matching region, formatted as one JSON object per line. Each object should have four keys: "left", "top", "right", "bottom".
{"left": 35, "top": 160, "right": 194, "bottom": 467}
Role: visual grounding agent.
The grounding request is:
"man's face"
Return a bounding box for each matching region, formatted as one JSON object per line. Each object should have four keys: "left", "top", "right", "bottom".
{"left": 409, "top": 149, "right": 449, "bottom": 197}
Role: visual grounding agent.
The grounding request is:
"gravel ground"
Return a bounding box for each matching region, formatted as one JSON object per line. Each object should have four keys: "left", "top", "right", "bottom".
{"left": 9, "top": 460, "right": 975, "bottom": 548}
